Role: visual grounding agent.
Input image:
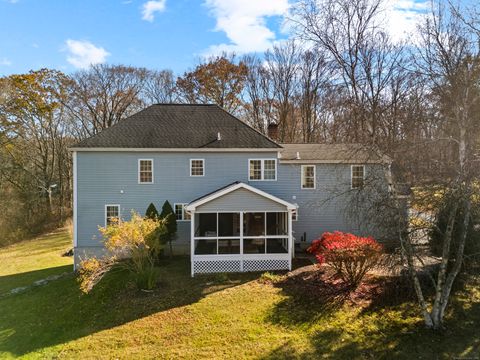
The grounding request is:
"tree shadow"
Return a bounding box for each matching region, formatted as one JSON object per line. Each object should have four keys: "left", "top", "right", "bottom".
{"left": 263, "top": 266, "right": 480, "bottom": 359}
{"left": 0, "top": 257, "right": 259, "bottom": 357}
{"left": 265, "top": 266, "right": 352, "bottom": 327}
{"left": 0, "top": 264, "right": 72, "bottom": 294}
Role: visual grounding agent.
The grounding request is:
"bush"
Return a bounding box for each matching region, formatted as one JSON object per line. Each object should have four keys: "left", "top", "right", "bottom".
{"left": 78, "top": 212, "right": 166, "bottom": 293}
{"left": 307, "top": 231, "right": 383, "bottom": 288}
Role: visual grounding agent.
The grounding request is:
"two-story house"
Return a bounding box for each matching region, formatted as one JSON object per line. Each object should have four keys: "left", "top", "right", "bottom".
{"left": 71, "top": 104, "right": 390, "bottom": 275}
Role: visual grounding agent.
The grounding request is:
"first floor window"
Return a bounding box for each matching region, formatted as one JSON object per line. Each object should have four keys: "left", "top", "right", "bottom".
{"left": 351, "top": 165, "right": 365, "bottom": 189}
{"left": 190, "top": 159, "right": 204, "bottom": 176}
{"left": 249, "top": 159, "right": 277, "bottom": 181}
{"left": 301, "top": 165, "right": 316, "bottom": 189}
{"left": 105, "top": 205, "right": 120, "bottom": 226}
{"left": 138, "top": 159, "right": 153, "bottom": 183}
{"left": 174, "top": 203, "right": 191, "bottom": 221}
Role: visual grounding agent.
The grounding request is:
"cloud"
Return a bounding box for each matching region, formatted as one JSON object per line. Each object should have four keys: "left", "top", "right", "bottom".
{"left": 384, "top": 0, "right": 428, "bottom": 43}
{"left": 141, "top": 0, "right": 166, "bottom": 22}
{"left": 0, "top": 57, "right": 12, "bottom": 66}
{"left": 65, "top": 39, "right": 110, "bottom": 69}
{"left": 203, "top": 0, "right": 290, "bottom": 55}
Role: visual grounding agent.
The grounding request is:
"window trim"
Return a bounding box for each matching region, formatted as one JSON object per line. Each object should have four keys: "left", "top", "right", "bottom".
{"left": 292, "top": 208, "right": 298, "bottom": 221}
{"left": 138, "top": 158, "right": 154, "bottom": 184}
{"left": 248, "top": 158, "right": 277, "bottom": 181}
{"left": 351, "top": 164, "right": 365, "bottom": 189}
{"left": 190, "top": 158, "right": 205, "bottom": 177}
{"left": 301, "top": 165, "right": 316, "bottom": 190}
{"left": 174, "top": 203, "right": 191, "bottom": 221}
{"left": 104, "top": 204, "right": 120, "bottom": 227}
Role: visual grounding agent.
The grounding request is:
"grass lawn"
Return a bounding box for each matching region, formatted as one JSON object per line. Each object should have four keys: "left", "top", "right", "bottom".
{"left": 0, "top": 229, "right": 479, "bottom": 359}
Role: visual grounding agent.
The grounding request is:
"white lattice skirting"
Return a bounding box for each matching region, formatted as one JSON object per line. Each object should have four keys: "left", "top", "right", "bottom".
{"left": 192, "top": 258, "right": 290, "bottom": 274}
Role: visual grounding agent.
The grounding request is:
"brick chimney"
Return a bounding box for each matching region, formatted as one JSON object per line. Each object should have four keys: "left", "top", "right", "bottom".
{"left": 267, "top": 122, "right": 279, "bottom": 141}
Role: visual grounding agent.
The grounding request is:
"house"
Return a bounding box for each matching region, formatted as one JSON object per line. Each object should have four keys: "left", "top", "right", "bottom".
{"left": 71, "top": 104, "right": 391, "bottom": 276}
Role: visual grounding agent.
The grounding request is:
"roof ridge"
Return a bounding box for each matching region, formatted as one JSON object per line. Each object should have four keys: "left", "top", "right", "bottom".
{"left": 215, "top": 105, "right": 282, "bottom": 149}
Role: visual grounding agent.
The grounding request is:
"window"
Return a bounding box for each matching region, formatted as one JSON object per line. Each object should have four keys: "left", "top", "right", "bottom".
{"left": 138, "top": 159, "right": 153, "bottom": 183}
{"left": 301, "top": 165, "right": 316, "bottom": 189}
{"left": 105, "top": 205, "right": 120, "bottom": 226}
{"left": 174, "top": 203, "right": 191, "bottom": 221}
{"left": 249, "top": 159, "right": 277, "bottom": 181}
{"left": 190, "top": 159, "right": 204, "bottom": 176}
{"left": 292, "top": 209, "right": 298, "bottom": 221}
{"left": 351, "top": 165, "right": 365, "bottom": 189}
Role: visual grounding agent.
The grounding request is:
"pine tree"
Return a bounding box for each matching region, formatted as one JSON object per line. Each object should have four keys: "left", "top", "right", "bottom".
{"left": 145, "top": 203, "right": 159, "bottom": 219}
{"left": 160, "top": 200, "right": 177, "bottom": 256}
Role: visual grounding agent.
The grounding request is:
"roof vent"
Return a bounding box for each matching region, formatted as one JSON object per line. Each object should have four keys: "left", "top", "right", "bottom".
{"left": 217, "top": 132, "right": 222, "bottom": 141}
{"left": 296, "top": 151, "right": 300, "bottom": 160}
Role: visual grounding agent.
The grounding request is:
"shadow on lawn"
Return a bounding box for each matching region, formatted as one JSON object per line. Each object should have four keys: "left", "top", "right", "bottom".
{"left": 264, "top": 268, "right": 480, "bottom": 359}
{"left": 0, "top": 264, "right": 73, "bottom": 294}
{"left": 0, "top": 257, "right": 259, "bottom": 357}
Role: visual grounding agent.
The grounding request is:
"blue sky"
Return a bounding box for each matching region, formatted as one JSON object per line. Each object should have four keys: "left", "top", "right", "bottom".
{"left": 0, "top": 0, "right": 434, "bottom": 76}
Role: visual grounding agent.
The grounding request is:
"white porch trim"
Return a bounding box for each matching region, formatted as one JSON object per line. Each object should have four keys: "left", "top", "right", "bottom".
{"left": 185, "top": 182, "right": 297, "bottom": 212}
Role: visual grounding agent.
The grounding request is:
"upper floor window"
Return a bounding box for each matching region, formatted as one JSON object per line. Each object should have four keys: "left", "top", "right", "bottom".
{"left": 138, "top": 159, "right": 153, "bottom": 184}
{"left": 249, "top": 159, "right": 277, "bottom": 181}
{"left": 174, "top": 203, "right": 191, "bottom": 221}
{"left": 301, "top": 165, "right": 316, "bottom": 189}
{"left": 105, "top": 205, "right": 120, "bottom": 226}
{"left": 351, "top": 165, "right": 365, "bottom": 189}
{"left": 190, "top": 159, "right": 204, "bottom": 176}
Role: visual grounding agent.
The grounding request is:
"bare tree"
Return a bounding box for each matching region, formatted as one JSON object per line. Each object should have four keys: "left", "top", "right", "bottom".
{"left": 394, "top": 0, "right": 480, "bottom": 330}
{"left": 65, "top": 64, "right": 148, "bottom": 138}
{"left": 143, "top": 69, "right": 177, "bottom": 104}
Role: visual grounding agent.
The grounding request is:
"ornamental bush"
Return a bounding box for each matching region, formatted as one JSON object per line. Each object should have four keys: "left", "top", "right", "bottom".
{"left": 307, "top": 231, "right": 383, "bottom": 288}
{"left": 78, "top": 211, "right": 166, "bottom": 293}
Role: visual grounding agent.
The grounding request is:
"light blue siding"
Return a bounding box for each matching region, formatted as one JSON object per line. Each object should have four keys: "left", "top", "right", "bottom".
{"left": 76, "top": 150, "right": 387, "bottom": 265}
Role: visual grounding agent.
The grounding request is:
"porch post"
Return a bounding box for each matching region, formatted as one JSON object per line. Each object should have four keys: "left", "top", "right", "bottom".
{"left": 190, "top": 210, "right": 195, "bottom": 277}
{"left": 239, "top": 211, "right": 244, "bottom": 272}
{"left": 288, "top": 210, "right": 293, "bottom": 271}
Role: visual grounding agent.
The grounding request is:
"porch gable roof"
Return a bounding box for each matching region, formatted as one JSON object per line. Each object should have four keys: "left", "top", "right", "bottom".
{"left": 185, "top": 182, "right": 298, "bottom": 212}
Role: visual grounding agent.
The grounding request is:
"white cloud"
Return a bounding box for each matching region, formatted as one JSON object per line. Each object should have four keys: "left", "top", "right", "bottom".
{"left": 141, "top": 0, "right": 166, "bottom": 22}
{"left": 65, "top": 39, "right": 110, "bottom": 69}
{"left": 203, "top": 0, "right": 290, "bottom": 55}
{"left": 384, "top": 0, "right": 428, "bottom": 43}
{"left": 0, "top": 57, "right": 12, "bottom": 66}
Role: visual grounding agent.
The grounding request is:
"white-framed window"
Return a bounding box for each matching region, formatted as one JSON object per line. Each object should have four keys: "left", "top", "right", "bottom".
{"left": 292, "top": 208, "right": 298, "bottom": 221}
{"left": 248, "top": 159, "right": 277, "bottom": 181}
{"left": 301, "top": 165, "right": 316, "bottom": 189}
{"left": 190, "top": 159, "right": 205, "bottom": 177}
{"left": 351, "top": 165, "right": 365, "bottom": 189}
{"left": 138, "top": 159, "right": 153, "bottom": 184}
{"left": 105, "top": 205, "right": 120, "bottom": 227}
{"left": 174, "top": 203, "right": 191, "bottom": 221}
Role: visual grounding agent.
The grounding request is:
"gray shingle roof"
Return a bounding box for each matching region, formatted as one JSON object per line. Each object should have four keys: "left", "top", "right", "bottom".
{"left": 279, "top": 143, "right": 390, "bottom": 163}
{"left": 72, "top": 104, "right": 281, "bottom": 149}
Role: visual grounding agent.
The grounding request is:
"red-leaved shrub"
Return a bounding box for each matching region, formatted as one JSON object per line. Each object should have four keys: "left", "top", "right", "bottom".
{"left": 307, "top": 231, "right": 383, "bottom": 288}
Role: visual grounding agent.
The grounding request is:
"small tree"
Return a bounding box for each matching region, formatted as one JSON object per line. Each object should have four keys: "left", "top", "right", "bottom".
{"left": 160, "top": 200, "right": 177, "bottom": 257}
{"left": 308, "top": 231, "right": 383, "bottom": 288}
{"left": 145, "top": 203, "right": 159, "bottom": 219}
{"left": 78, "top": 211, "right": 166, "bottom": 293}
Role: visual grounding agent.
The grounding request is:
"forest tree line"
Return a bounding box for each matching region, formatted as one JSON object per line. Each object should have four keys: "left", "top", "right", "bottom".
{"left": 0, "top": 0, "right": 479, "bottom": 251}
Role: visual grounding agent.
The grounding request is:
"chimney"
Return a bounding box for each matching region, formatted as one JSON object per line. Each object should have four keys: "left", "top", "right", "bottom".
{"left": 267, "top": 122, "right": 278, "bottom": 141}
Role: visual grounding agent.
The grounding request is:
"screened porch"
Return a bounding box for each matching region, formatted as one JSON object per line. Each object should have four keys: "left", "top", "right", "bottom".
{"left": 185, "top": 182, "right": 297, "bottom": 276}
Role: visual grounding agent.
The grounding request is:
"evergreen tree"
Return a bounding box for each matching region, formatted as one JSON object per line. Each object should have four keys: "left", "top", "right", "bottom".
{"left": 160, "top": 200, "right": 177, "bottom": 256}
{"left": 145, "top": 203, "right": 159, "bottom": 219}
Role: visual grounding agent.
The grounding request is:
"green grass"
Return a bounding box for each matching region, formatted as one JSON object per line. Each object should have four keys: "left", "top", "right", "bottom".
{"left": 0, "top": 229, "right": 72, "bottom": 294}
{"left": 0, "top": 229, "right": 479, "bottom": 359}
